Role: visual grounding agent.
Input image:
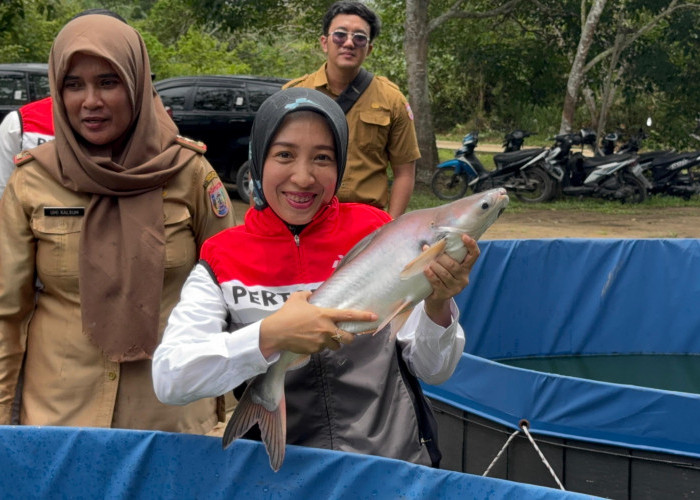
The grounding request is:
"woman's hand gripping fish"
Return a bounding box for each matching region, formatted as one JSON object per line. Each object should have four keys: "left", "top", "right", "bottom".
{"left": 223, "top": 188, "right": 509, "bottom": 471}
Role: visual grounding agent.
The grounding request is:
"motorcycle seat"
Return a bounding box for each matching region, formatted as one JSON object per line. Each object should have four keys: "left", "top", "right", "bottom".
{"left": 650, "top": 151, "right": 696, "bottom": 168}
{"left": 639, "top": 151, "right": 673, "bottom": 164}
{"left": 493, "top": 148, "right": 546, "bottom": 164}
{"left": 582, "top": 153, "right": 635, "bottom": 167}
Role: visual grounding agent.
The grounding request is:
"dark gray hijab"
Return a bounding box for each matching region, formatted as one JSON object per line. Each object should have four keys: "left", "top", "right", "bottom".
{"left": 248, "top": 88, "right": 348, "bottom": 209}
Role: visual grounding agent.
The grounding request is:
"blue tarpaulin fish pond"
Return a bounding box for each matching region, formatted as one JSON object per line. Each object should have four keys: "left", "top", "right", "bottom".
{"left": 425, "top": 238, "right": 700, "bottom": 497}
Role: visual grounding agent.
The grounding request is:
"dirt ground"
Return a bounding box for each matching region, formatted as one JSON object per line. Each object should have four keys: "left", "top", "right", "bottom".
{"left": 229, "top": 199, "right": 700, "bottom": 240}
{"left": 483, "top": 205, "right": 700, "bottom": 239}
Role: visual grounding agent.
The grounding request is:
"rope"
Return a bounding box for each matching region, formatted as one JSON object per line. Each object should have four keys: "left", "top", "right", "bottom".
{"left": 482, "top": 428, "right": 519, "bottom": 478}
{"left": 520, "top": 421, "right": 566, "bottom": 491}
{"left": 433, "top": 405, "right": 700, "bottom": 469}
{"left": 482, "top": 419, "right": 566, "bottom": 491}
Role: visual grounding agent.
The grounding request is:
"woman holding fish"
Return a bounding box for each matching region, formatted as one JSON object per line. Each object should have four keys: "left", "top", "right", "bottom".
{"left": 153, "top": 88, "right": 498, "bottom": 471}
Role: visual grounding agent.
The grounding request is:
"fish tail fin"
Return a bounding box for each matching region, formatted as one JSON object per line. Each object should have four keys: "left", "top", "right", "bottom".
{"left": 222, "top": 386, "right": 287, "bottom": 472}
{"left": 261, "top": 396, "right": 287, "bottom": 472}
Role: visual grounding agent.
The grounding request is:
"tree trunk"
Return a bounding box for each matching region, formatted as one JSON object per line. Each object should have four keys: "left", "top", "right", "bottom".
{"left": 596, "top": 30, "right": 626, "bottom": 144}
{"left": 559, "top": 0, "right": 607, "bottom": 134}
{"left": 582, "top": 86, "right": 599, "bottom": 129}
{"left": 405, "top": 0, "right": 439, "bottom": 184}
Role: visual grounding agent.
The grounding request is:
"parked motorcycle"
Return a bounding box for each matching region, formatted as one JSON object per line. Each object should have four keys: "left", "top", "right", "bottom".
{"left": 545, "top": 131, "right": 650, "bottom": 203}
{"left": 641, "top": 151, "right": 700, "bottom": 198}
{"left": 503, "top": 129, "right": 532, "bottom": 152}
{"left": 431, "top": 131, "right": 557, "bottom": 203}
{"left": 598, "top": 124, "right": 700, "bottom": 199}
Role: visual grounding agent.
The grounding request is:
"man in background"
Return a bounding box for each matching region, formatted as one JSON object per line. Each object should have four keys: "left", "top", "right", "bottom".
{"left": 284, "top": 1, "right": 419, "bottom": 218}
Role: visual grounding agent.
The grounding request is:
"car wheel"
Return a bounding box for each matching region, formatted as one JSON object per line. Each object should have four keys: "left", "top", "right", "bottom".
{"left": 236, "top": 161, "right": 252, "bottom": 202}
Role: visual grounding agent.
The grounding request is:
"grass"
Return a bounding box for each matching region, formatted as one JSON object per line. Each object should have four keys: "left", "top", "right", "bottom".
{"left": 437, "top": 147, "right": 495, "bottom": 169}
{"left": 407, "top": 148, "right": 700, "bottom": 212}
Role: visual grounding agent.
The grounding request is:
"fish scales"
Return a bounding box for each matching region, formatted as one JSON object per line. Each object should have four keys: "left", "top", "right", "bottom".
{"left": 310, "top": 215, "right": 436, "bottom": 334}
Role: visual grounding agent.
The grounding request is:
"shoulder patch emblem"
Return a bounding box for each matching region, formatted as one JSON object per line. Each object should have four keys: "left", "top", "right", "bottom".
{"left": 207, "top": 177, "right": 230, "bottom": 218}
{"left": 176, "top": 135, "right": 207, "bottom": 154}
{"left": 203, "top": 171, "right": 218, "bottom": 188}
{"left": 405, "top": 102, "right": 414, "bottom": 121}
{"left": 13, "top": 151, "right": 34, "bottom": 166}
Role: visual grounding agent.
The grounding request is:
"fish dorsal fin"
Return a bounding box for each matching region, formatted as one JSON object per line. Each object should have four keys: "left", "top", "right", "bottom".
{"left": 399, "top": 238, "right": 447, "bottom": 280}
{"left": 335, "top": 227, "right": 381, "bottom": 270}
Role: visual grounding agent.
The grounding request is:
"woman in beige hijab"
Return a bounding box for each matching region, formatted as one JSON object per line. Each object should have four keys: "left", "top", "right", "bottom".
{"left": 0, "top": 12, "right": 235, "bottom": 432}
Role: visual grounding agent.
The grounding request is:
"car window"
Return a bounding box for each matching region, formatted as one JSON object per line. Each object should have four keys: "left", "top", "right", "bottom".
{"left": 158, "top": 85, "right": 189, "bottom": 111}
{"left": 29, "top": 73, "right": 50, "bottom": 100}
{"left": 0, "top": 73, "right": 28, "bottom": 106}
{"left": 194, "top": 86, "right": 246, "bottom": 112}
{"left": 248, "top": 84, "right": 281, "bottom": 112}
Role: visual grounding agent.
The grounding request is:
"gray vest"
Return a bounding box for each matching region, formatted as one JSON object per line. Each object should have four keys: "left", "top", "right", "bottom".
{"left": 284, "top": 328, "right": 432, "bottom": 466}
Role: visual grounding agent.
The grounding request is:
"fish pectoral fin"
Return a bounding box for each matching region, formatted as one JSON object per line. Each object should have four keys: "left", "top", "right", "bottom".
{"left": 372, "top": 299, "right": 413, "bottom": 336}
{"left": 399, "top": 238, "right": 447, "bottom": 280}
{"left": 223, "top": 383, "right": 287, "bottom": 472}
{"left": 389, "top": 308, "right": 414, "bottom": 342}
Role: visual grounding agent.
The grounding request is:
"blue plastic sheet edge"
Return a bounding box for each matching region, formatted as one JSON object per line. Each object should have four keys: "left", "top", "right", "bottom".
{"left": 0, "top": 426, "right": 596, "bottom": 499}
{"left": 424, "top": 352, "right": 700, "bottom": 459}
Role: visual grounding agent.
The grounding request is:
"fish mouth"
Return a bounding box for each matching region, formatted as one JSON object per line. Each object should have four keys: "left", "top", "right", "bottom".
{"left": 495, "top": 189, "right": 509, "bottom": 218}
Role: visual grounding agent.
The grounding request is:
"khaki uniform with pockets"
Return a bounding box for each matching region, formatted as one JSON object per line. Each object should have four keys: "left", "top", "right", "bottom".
{"left": 0, "top": 142, "right": 235, "bottom": 431}
{"left": 285, "top": 64, "right": 420, "bottom": 209}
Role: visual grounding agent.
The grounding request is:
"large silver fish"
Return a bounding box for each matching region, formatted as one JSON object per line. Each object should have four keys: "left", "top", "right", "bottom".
{"left": 223, "top": 188, "right": 509, "bottom": 471}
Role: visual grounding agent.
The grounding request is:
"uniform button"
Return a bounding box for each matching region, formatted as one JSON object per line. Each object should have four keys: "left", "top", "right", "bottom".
{"left": 108, "top": 372, "right": 117, "bottom": 381}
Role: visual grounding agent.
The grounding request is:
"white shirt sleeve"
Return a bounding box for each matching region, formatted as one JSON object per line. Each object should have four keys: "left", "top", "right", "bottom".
{"left": 0, "top": 111, "right": 21, "bottom": 199}
{"left": 152, "top": 263, "right": 280, "bottom": 405}
{"left": 396, "top": 300, "right": 465, "bottom": 385}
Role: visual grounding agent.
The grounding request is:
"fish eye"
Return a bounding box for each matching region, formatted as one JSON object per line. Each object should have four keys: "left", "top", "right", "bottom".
{"left": 481, "top": 202, "right": 490, "bottom": 210}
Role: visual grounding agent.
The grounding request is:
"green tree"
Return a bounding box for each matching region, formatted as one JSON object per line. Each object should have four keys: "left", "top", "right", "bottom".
{"left": 3, "top": 0, "right": 698, "bottom": 153}
{"left": 0, "top": 0, "right": 72, "bottom": 62}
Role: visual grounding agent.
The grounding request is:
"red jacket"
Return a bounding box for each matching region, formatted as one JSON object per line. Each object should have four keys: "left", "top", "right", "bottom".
{"left": 202, "top": 198, "right": 391, "bottom": 289}
{"left": 18, "top": 96, "right": 54, "bottom": 152}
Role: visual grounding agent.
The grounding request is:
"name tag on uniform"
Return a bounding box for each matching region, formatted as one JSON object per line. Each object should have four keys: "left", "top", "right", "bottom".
{"left": 44, "top": 207, "right": 85, "bottom": 217}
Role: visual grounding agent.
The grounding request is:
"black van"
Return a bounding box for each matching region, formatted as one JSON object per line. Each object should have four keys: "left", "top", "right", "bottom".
{"left": 154, "top": 75, "right": 288, "bottom": 200}
{"left": 0, "top": 63, "right": 50, "bottom": 122}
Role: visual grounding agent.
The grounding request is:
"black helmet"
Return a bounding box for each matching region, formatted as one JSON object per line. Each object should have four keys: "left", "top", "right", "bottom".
{"left": 249, "top": 88, "right": 348, "bottom": 209}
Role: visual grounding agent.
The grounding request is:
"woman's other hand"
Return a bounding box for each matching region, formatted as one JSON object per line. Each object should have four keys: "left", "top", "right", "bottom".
{"left": 423, "top": 234, "right": 480, "bottom": 327}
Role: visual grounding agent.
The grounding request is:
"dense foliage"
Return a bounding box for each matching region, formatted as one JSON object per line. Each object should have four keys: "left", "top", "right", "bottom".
{"left": 1, "top": 0, "right": 698, "bottom": 150}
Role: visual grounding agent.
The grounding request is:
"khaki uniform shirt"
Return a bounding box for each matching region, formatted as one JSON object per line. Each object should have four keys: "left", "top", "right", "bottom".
{"left": 284, "top": 64, "right": 420, "bottom": 209}
{"left": 0, "top": 149, "right": 235, "bottom": 432}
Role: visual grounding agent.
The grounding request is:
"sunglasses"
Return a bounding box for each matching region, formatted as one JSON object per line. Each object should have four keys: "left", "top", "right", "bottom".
{"left": 329, "top": 30, "right": 370, "bottom": 48}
